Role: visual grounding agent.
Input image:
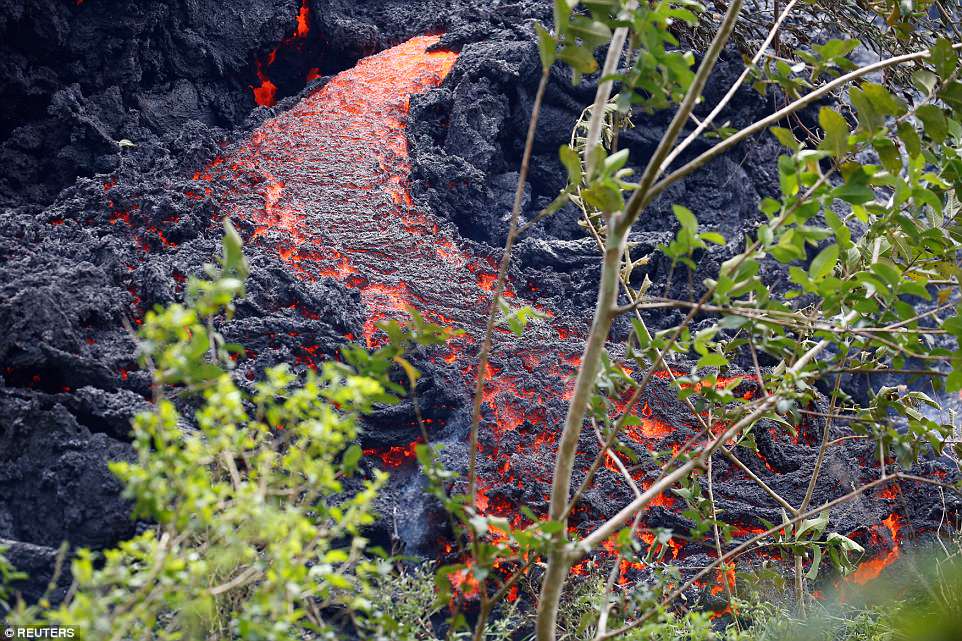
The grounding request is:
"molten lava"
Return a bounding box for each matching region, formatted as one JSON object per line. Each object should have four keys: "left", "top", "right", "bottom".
{"left": 186, "top": 32, "right": 909, "bottom": 596}
{"left": 847, "top": 513, "right": 902, "bottom": 585}
{"left": 250, "top": 0, "right": 312, "bottom": 107}
{"left": 252, "top": 58, "right": 278, "bottom": 107}
{"left": 201, "top": 34, "right": 722, "bottom": 574}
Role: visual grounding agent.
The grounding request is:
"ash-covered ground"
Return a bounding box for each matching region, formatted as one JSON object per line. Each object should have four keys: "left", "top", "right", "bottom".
{"left": 1, "top": 0, "right": 958, "bottom": 606}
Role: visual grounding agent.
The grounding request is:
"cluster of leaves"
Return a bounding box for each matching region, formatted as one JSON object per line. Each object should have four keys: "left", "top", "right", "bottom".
{"left": 689, "top": 0, "right": 954, "bottom": 82}
{"left": 0, "top": 545, "right": 27, "bottom": 615}
{"left": 3, "top": 225, "right": 450, "bottom": 640}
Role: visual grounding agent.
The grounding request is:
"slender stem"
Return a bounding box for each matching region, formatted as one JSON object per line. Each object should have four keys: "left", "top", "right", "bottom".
{"left": 536, "top": 231, "right": 625, "bottom": 641}
{"left": 467, "top": 67, "right": 550, "bottom": 507}
{"left": 707, "top": 457, "right": 740, "bottom": 622}
{"left": 794, "top": 554, "right": 805, "bottom": 614}
{"left": 641, "top": 42, "right": 962, "bottom": 210}
{"left": 583, "top": 2, "right": 638, "bottom": 175}
{"left": 720, "top": 447, "right": 797, "bottom": 514}
{"left": 662, "top": 0, "right": 798, "bottom": 170}
{"left": 799, "top": 373, "right": 842, "bottom": 514}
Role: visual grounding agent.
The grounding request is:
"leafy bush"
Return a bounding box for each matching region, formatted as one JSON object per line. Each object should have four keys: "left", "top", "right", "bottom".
{"left": 4, "top": 224, "right": 450, "bottom": 640}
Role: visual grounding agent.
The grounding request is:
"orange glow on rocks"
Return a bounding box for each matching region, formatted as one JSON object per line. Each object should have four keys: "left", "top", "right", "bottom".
{"left": 252, "top": 59, "right": 278, "bottom": 107}
{"left": 250, "top": 0, "right": 312, "bottom": 106}
{"left": 847, "top": 513, "right": 902, "bottom": 585}
{"left": 363, "top": 440, "right": 420, "bottom": 468}
{"left": 294, "top": 0, "right": 310, "bottom": 39}
{"left": 879, "top": 484, "right": 899, "bottom": 500}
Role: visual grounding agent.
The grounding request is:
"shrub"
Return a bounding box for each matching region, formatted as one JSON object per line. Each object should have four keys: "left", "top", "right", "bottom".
{"left": 4, "top": 224, "right": 451, "bottom": 640}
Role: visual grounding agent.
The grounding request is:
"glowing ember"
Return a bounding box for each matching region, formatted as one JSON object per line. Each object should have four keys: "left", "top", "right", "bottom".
{"left": 294, "top": 0, "right": 310, "bottom": 39}
{"left": 363, "top": 440, "right": 420, "bottom": 468}
{"left": 847, "top": 513, "right": 902, "bottom": 585}
{"left": 252, "top": 59, "right": 278, "bottom": 107}
{"left": 250, "top": 0, "right": 312, "bottom": 107}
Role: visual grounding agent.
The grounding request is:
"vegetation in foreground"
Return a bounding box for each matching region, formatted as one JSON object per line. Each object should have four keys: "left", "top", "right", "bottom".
{"left": 1, "top": 227, "right": 961, "bottom": 641}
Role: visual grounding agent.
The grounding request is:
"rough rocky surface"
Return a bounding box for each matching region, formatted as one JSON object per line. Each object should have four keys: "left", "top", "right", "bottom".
{"left": 1, "top": 0, "right": 957, "bottom": 608}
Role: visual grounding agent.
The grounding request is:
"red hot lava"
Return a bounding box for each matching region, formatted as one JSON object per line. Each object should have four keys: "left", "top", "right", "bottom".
{"left": 251, "top": 0, "right": 312, "bottom": 107}
{"left": 189, "top": 33, "right": 907, "bottom": 597}
{"left": 846, "top": 513, "right": 903, "bottom": 585}
{"left": 200, "top": 33, "right": 747, "bottom": 572}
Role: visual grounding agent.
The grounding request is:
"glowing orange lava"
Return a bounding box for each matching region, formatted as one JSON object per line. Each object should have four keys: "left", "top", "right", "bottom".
{"left": 199, "top": 33, "right": 883, "bottom": 593}
{"left": 250, "top": 0, "right": 312, "bottom": 107}
{"left": 847, "top": 513, "right": 902, "bottom": 585}
{"left": 252, "top": 59, "right": 278, "bottom": 107}
{"left": 207, "top": 32, "right": 597, "bottom": 558}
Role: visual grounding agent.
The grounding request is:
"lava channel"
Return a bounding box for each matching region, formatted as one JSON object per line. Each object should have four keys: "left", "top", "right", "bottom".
{"left": 194, "top": 34, "right": 884, "bottom": 591}
{"left": 194, "top": 34, "right": 724, "bottom": 570}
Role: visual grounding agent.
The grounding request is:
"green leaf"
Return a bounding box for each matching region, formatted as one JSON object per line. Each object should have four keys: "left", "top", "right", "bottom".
{"left": 603, "top": 149, "right": 630, "bottom": 173}
{"left": 947, "top": 360, "right": 962, "bottom": 393}
{"left": 393, "top": 355, "right": 421, "bottom": 387}
{"left": 770, "top": 126, "right": 801, "bottom": 151}
{"left": 849, "top": 86, "right": 884, "bottom": 132}
{"left": 818, "top": 107, "right": 850, "bottom": 158}
{"left": 700, "top": 231, "right": 725, "bottom": 245}
{"left": 862, "top": 82, "right": 907, "bottom": 117}
{"left": 559, "top": 144, "right": 582, "bottom": 184}
{"left": 498, "top": 300, "right": 546, "bottom": 337}
{"left": 827, "top": 531, "right": 864, "bottom": 554}
{"left": 539, "top": 520, "right": 565, "bottom": 535}
{"left": 931, "top": 37, "right": 958, "bottom": 79}
{"left": 832, "top": 182, "right": 875, "bottom": 205}
{"left": 534, "top": 22, "right": 557, "bottom": 70}
{"left": 809, "top": 244, "right": 839, "bottom": 280}
{"left": 896, "top": 121, "right": 922, "bottom": 158}
{"left": 814, "top": 38, "right": 860, "bottom": 61}
{"left": 917, "top": 104, "right": 948, "bottom": 143}
{"left": 911, "top": 69, "right": 938, "bottom": 95}
{"left": 806, "top": 546, "right": 823, "bottom": 580}
{"left": 796, "top": 511, "right": 829, "bottom": 539}
{"left": 567, "top": 17, "right": 612, "bottom": 49}
{"left": 672, "top": 204, "right": 698, "bottom": 232}
{"left": 697, "top": 352, "right": 729, "bottom": 369}
{"left": 873, "top": 138, "right": 901, "bottom": 174}
{"left": 553, "top": 0, "right": 571, "bottom": 33}
{"left": 558, "top": 45, "right": 598, "bottom": 74}
{"left": 342, "top": 444, "right": 362, "bottom": 471}
{"left": 581, "top": 0, "right": 618, "bottom": 16}
{"left": 582, "top": 182, "right": 624, "bottom": 212}
{"left": 759, "top": 197, "right": 781, "bottom": 217}
{"left": 940, "top": 81, "right": 962, "bottom": 113}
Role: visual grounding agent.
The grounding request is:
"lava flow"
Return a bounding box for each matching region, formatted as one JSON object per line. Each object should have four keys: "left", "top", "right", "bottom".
{"left": 846, "top": 513, "right": 903, "bottom": 585}
{"left": 195, "top": 34, "right": 887, "bottom": 594}
{"left": 200, "top": 34, "right": 685, "bottom": 545}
